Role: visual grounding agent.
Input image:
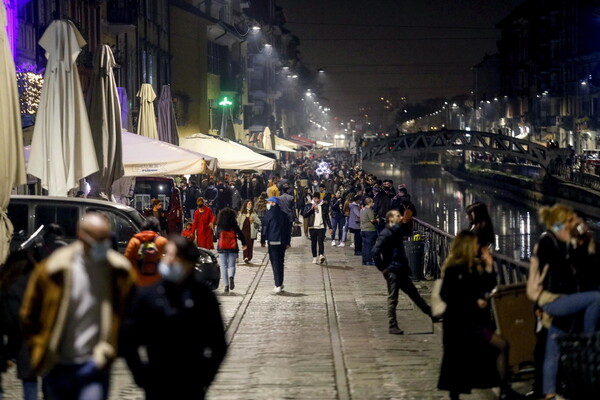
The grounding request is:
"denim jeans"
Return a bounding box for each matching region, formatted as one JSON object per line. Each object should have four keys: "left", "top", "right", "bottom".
{"left": 361, "top": 230, "right": 377, "bottom": 264}
{"left": 541, "top": 291, "right": 600, "bottom": 394}
{"left": 268, "top": 245, "right": 286, "bottom": 287}
{"left": 23, "top": 379, "right": 38, "bottom": 400}
{"left": 341, "top": 217, "right": 349, "bottom": 242}
{"left": 219, "top": 252, "right": 237, "bottom": 288}
{"left": 331, "top": 214, "right": 345, "bottom": 241}
{"left": 45, "top": 362, "right": 110, "bottom": 400}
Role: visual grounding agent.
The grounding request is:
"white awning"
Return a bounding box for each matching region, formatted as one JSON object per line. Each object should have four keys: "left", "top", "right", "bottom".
{"left": 180, "top": 133, "right": 275, "bottom": 171}
{"left": 316, "top": 141, "right": 334, "bottom": 147}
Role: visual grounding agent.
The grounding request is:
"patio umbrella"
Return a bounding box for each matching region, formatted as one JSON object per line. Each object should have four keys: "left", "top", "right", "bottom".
{"left": 86, "top": 44, "right": 124, "bottom": 199}
{"left": 157, "top": 84, "right": 179, "bottom": 145}
{"left": 137, "top": 83, "right": 158, "bottom": 139}
{"left": 262, "top": 126, "right": 273, "bottom": 150}
{"left": 0, "top": 2, "right": 27, "bottom": 263}
{"left": 28, "top": 19, "right": 98, "bottom": 197}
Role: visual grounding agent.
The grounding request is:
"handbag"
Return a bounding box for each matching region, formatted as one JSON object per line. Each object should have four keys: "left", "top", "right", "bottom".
{"left": 431, "top": 279, "right": 446, "bottom": 317}
{"left": 291, "top": 224, "right": 302, "bottom": 237}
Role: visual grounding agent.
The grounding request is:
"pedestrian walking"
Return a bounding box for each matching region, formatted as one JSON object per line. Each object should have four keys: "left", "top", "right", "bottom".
{"left": 438, "top": 230, "right": 524, "bottom": 400}
{"left": 124, "top": 217, "right": 168, "bottom": 287}
{"left": 191, "top": 197, "right": 215, "bottom": 249}
{"left": 216, "top": 208, "right": 247, "bottom": 293}
{"left": 278, "top": 185, "right": 296, "bottom": 227}
{"left": 359, "top": 197, "right": 378, "bottom": 265}
{"left": 303, "top": 193, "right": 332, "bottom": 264}
{"left": 301, "top": 187, "right": 313, "bottom": 238}
{"left": 123, "top": 236, "right": 227, "bottom": 400}
{"left": 254, "top": 192, "right": 268, "bottom": 223}
{"left": 372, "top": 210, "right": 432, "bottom": 335}
{"left": 184, "top": 180, "right": 201, "bottom": 219}
{"left": 329, "top": 190, "right": 345, "bottom": 247}
{"left": 261, "top": 197, "right": 291, "bottom": 293}
{"left": 0, "top": 251, "right": 38, "bottom": 400}
{"left": 20, "top": 213, "right": 137, "bottom": 400}
{"left": 237, "top": 199, "right": 261, "bottom": 263}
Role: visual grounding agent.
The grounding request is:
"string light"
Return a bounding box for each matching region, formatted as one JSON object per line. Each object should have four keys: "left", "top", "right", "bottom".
{"left": 16, "top": 71, "right": 44, "bottom": 115}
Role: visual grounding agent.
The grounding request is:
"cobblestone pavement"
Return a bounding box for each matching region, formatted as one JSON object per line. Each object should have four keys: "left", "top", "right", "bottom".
{"left": 2, "top": 234, "right": 529, "bottom": 399}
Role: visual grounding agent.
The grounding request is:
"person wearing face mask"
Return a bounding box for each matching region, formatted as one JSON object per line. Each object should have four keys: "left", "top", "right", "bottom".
{"left": 372, "top": 210, "right": 433, "bottom": 335}
{"left": 237, "top": 199, "right": 261, "bottom": 263}
{"left": 20, "top": 213, "right": 137, "bottom": 400}
{"left": 123, "top": 236, "right": 226, "bottom": 400}
{"left": 261, "top": 197, "right": 292, "bottom": 293}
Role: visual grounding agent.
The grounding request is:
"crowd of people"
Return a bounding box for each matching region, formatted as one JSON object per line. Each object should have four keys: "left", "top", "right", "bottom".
{"left": 0, "top": 155, "right": 599, "bottom": 400}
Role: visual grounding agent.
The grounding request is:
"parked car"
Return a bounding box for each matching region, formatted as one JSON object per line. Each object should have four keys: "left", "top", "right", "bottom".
{"left": 6, "top": 195, "right": 220, "bottom": 289}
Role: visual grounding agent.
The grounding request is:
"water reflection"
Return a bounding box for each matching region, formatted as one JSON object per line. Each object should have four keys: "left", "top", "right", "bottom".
{"left": 365, "top": 161, "right": 542, "bottom": 259}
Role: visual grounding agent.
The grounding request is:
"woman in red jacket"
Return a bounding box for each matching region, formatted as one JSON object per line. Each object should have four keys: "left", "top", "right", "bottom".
{"left": 191, "top": 197, "right": 215, "bottom": 249}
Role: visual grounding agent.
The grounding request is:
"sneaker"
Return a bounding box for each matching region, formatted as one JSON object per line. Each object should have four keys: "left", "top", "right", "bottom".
{"left": 229, "top": 277, "right": 235, "bottom": 290}
{"left": 319, "top": 255, "right": 325, "bottom": 264}
{"left": 337, "top": 242, "right": 345, "bottom": 247}
{"left": 243, "top": 258, "right": 249, "bottom": 263}
{"left": 224, "top": 286, "right": 229, "bottom": 294}
{"left": 273, "top": 286, "right": 282, "bottom": 293}
{"left": 388, "top": 326, "right": 404, "bottom": 335}
{"left": 331, "top": 240, "right": 337, "bottom": 247}
{"left": 350, "top": 243, "right": 355, "bottom": 248}
{"left": 312, "top": 257, "right": 318, "bottom": 264}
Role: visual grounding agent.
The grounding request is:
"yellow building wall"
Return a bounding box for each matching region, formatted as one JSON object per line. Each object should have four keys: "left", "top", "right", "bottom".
{"left": 169, "top": 6, "right": 210, "bottom": 138}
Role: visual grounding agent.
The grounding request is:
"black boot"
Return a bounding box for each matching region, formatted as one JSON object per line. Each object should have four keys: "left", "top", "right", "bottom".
{"left": 388, "top": 326, "right": 404, "bottom": 335}
{"left": 499, "top": 386, "right": 527, "bottom": 400}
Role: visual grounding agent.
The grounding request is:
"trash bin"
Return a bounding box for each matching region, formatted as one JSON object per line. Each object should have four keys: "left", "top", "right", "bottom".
{"left": 404, "top": 240, "right": 425, "bottom": 281}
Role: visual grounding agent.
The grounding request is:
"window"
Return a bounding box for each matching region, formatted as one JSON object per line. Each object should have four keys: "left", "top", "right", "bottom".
{"left": 7, "top": 204, "right": 29, "bottom": 237}
{"left": 35, "top": 206, "right": 79, "bottom": 238}
{"left": 114, "top": 214, "right": 138, "bottom": 247}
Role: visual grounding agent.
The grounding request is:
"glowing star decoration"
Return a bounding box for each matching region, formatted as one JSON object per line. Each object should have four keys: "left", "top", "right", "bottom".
{"left": 315, "top": 161, "right": 332, "bottom": 177}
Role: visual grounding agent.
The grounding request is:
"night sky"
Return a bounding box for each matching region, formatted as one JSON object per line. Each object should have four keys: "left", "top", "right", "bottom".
{"left": 278, "top": 0, "right": 525, "bottom": 121}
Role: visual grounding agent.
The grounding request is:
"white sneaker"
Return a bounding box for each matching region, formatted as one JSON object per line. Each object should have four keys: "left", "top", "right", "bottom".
{"left": 280, "top": 285, "right": 285, "bottom": 292}
{"left": 319, "top": 255, "right": 325, "bottom": 264}
{"left": 312, "top": 257, "right": 318, "bottom": 264}
{"left": 337, "top": 242, "right": 345, "bottom": 247}
{"left": 350, "top": 243, "right": 355, "bottom": 248}
{"left": 331, "top": 240, "right": 337, "bottom": 247}
{"left": 273, "top": 286, "right": 282, "bottom": 293}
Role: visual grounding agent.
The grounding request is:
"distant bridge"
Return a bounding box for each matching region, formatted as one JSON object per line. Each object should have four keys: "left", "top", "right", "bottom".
{"left": 361, "top": 130, "right": 572, "bottom": 169}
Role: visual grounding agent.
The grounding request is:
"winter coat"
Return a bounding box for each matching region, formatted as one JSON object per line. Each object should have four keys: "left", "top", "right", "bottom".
{"left": 371, "top": 224, "right": 409, "bottom": 273}
{"left": 260, "top": 205, "right": 291, "bottom": 247}
{"left": 278, "top": 193, "right": 295, "bottom": 223}
{"left": 184, "top": 185, "right": 201, "bottom": 212}
{"left": 302, "top": 201, "right": 332, "bottom": 229}
{"left": 348, "top": 202, "right": 361, "bottom": 230}
{"left": 20, "top": 242, "right": 136, "bottom": 375}
{"left": 237, "top": 213, "right": 261, "bottom": 240}
{"left": 191, "top": 206, "right": 215, "bottom": 249}
{"left": 124, "top": 231, "right": 169, "bottom": 287}
{"left": 329, "top": 197, "right": 343, "bottom": 218}
{"left": 122, "top": 274, "right": 226, "bottom": 398}
{"left": 438, "top": 263, "right": 499, "bottom": 393}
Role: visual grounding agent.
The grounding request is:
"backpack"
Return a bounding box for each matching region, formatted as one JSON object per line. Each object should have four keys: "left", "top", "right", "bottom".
{"left": 526, "top": 232, "right": 555, "bottom": 302}
{"left": 218, "top": 229, "right": 237, "bottom": 250}
{"left": 137, "top": 236, "right": 159, "bottom": 275}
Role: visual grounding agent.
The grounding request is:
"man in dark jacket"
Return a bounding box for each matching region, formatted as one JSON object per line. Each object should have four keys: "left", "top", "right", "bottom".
{"left": 278, "top": 185, "right": 295, "bottom": 225}
{"left": 123, "top": 236, "right": 226, "bottom": 400}
{"left": 184, "top": 181, "right": 201, "bottom": 220}
{"left": 261, "top": 197, "right": 291, "bottom": 293}
{"left": 372, "top": 210, "right": 432, "bottom": 334}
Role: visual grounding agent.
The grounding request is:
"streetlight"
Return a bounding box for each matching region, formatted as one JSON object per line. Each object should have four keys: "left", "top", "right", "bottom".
{"left": 219, "top": 96, "right": 233, "bottom": 138}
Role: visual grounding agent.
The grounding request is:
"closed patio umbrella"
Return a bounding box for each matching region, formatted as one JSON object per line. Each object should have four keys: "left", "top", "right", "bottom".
{"left": 0, "top": 2, "right": 27, "bottom": 263}
{"left": 262, "top": 126, "right": 273, "bottom": 150}
{"left": 137, "top": 83, "right": 158, "bottom": 139}
{"left": 27, "top": 20, "right": 99, "bottom": 197}
{"left": 86, "top": 44, "right": 124, "bottom": 199}
{"left": 157, "top": 84, "right": 179, "bottom": 145}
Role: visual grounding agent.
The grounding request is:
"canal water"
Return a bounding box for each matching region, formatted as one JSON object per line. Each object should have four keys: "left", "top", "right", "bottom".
{"left": 364, "top": 161, "right": 544, "bottom": 260}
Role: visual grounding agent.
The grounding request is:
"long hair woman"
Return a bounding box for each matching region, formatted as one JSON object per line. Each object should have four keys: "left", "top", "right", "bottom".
{"left": 438, "top": 230, "right": 523, "bottom": 400}
{"left": 466, "top": 202, "right": 495, "bottom": 248}
{"left": 215, "top": 208, "right": 246, "bottom": 293}
{"left": 237, "top": 199, "right": 261, "bottom": 263}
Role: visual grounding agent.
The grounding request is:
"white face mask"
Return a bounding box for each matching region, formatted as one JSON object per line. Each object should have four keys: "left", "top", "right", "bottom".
{"left": 266, "top": 204, "right": 272, "bottom": 210}
{"left": 158, "top": 261, "right": 186, "bottom": 283}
